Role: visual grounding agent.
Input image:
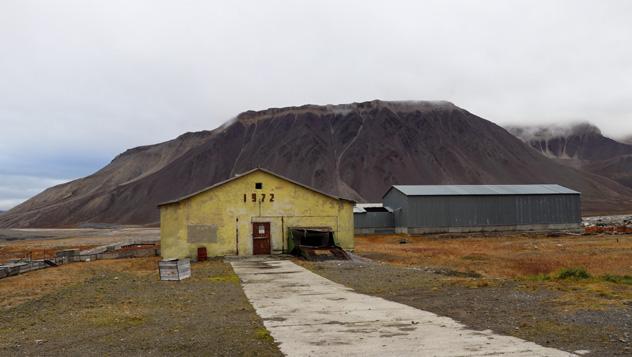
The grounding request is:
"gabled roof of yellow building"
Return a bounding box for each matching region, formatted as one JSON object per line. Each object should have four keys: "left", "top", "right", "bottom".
{"left": 157, "top": 168, "right": 355, "bottom": 207}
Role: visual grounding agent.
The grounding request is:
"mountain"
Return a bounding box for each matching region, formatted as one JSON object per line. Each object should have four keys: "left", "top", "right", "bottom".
{"left": 507, "top": 123, "right": 632, "bottom": 162}
{"left": 3, "top": 100, "right": 632, "bottom": 227}
{"left": 507, "top": 123, "right": 632, "bottom": 190}
{"left": 623, "top": 136, "right": 632, "bottom": 145}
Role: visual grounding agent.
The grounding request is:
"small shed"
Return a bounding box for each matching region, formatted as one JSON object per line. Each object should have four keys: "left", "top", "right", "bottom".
{"left": 383, "top": 184, "right": 581, "bottom": 234}
{"left": 353, "top": 203, "right": 395, "bottom": 234}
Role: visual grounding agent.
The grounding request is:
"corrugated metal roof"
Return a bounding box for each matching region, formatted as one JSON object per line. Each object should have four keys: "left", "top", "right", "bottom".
{"left": 388, "top": 184, "right": 580, "bottom": 197}
{"left": 356, "top": 203, "right": 386, "bottom": 208}
{"left": 353, "top": 203, "right": 393, "bottom": 213}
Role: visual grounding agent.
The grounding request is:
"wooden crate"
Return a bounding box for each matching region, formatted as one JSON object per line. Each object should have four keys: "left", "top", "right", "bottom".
{"left": 159, "top": 259, "right": 191, "bottom": 281}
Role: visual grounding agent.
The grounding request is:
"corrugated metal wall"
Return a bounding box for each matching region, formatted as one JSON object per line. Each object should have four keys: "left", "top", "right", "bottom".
{"left": 401, "top": 194, "right": 581, "bottom": 228}
{"left": 354, "top": 212, "right": 395, "bottom": 228}
{"left": 383, "top": 189, "right": 409, "bottom": 227}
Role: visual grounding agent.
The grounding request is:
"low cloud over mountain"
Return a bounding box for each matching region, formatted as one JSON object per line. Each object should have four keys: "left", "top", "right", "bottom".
{"left": 508, "top": 122, "right": 632, "bottom": 192}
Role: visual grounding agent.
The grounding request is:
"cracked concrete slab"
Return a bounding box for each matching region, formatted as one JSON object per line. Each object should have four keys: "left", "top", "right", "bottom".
{"left": 230, "top": 257, "right": 576, "bottom": 357}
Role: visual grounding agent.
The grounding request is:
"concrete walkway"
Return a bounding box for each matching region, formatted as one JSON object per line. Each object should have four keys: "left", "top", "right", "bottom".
{"left": 230, "top": 257, "right": 576, "bottom": 357}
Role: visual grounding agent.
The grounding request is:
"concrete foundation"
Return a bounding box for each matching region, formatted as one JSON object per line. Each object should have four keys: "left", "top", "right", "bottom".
{"left": 405, "top": 223, "right": 582, "bottom": 235}
{"left": 358, "top": 223, "right": 582, "bottom": 235}
{"left": 354, "top": 228, "right": 396, "bottom": 235}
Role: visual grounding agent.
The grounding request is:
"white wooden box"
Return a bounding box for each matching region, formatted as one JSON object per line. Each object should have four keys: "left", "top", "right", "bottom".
{"left": 159, "top": 259, "right": 191, "bottom": 281}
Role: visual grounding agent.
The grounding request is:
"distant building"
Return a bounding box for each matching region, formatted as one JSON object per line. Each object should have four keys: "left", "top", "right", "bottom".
{"left": 158, "top": 168, "right": 354, "bottom": 259}
{"left": 355, "top": 185, "right": 581, "bottom": 234}
{"left": 353, "top": 203, "right": 395, "bottom": 234}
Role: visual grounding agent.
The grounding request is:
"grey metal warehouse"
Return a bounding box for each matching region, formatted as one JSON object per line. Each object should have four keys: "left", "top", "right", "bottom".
{"left": 355, "top": 185, "right": 581, "bottom": 234}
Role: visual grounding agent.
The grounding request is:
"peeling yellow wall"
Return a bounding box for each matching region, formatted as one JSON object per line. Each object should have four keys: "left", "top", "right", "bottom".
{"left": 160, "top": 170, "right": 354, "bottom": 259}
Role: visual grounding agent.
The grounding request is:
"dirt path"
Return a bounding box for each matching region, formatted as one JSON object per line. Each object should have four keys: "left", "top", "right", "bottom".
{"left": 230, "top": 257, "right": 576, "bottom": 357}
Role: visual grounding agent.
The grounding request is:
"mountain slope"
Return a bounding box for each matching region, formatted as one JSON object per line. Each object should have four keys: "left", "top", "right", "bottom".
{"left": 583, "top": 155, "right": 632, "bottom": 189}
{"left": 3, "top": 101, "right": 632, "bottom": 227}
{"left": 3, "top": 130, "right": 213, "bottom": 223}
{"left": 507, "top": 123, "right": 632, "bottom": 161}
{"left": 507, "top": 123, "right": 632, "bottom": 190}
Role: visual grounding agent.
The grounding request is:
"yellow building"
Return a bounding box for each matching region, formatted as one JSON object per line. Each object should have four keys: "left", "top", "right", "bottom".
{"left": 158, "top": 168, "right": 354, "bottom": 259}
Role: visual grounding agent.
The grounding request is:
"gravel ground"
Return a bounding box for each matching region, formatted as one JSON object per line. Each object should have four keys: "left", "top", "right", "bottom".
{"left": 299, "top": 256, "right": 632, "bottom": 357}
{"left": 0, "top": 258, "right": 281, "bottom": 356}
{"left": 0, "top": 228, "right": 159, "bottom": 243}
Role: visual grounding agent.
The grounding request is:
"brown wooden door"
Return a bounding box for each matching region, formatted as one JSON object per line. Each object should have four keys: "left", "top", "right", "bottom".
{"left": 252, "top": 222, "right": 271, "bottom": 255}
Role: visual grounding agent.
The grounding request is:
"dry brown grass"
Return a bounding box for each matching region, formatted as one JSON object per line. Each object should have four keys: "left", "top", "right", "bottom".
{"left": 0, "top": 257, "right": 159, "bottom": 310}
{"left": 356, "top": 234, "right": 632, "bottom": 310}
{"left": 356, "top": 234, "right": 632, "bottom": 278}
{"left": 0, "top": 230, "right": 160, "bottom": 309}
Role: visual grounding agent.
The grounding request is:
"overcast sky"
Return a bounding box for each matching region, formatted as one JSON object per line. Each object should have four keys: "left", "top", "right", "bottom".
{"left": 1, "top": 0, "right": 632, "bottom": 210}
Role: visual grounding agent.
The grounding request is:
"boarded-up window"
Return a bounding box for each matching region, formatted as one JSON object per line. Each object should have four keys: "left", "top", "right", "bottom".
{"left": 187, "top": 224, "right": 218, "bottom": 243}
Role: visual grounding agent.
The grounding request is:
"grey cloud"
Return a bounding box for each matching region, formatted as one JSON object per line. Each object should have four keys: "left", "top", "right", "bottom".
{"left": 0, "top": 174, "right": 68, "bottom": 210}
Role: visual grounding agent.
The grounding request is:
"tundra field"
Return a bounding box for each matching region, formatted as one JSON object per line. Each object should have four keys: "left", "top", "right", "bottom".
{"left": 1, "top": 229, "right": 631, "bottom": 356}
